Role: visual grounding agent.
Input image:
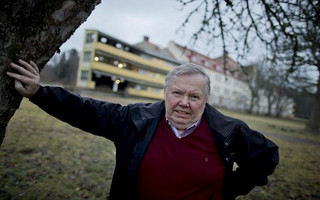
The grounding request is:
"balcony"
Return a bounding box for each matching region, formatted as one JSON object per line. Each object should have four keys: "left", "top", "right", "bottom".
{"left": 91, "top": 62, "right": 165, "bottom": 87}
{"left": 94, "top": 42, "right": 173, "bottom": 74}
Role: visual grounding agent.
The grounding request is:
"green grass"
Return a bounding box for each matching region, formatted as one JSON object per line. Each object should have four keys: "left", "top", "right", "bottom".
{"left": 220, "top": 108, "right": 320, "bottom": 141}
{"left": 1, "top": 99, "right": 115, "bottom": 199}
{"left": 1, "top": 97, "right": 319, "bottom": 199}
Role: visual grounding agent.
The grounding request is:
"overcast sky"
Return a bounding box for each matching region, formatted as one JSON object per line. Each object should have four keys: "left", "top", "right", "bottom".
{"left": 59, "top": 0, "right": 318, "bottom": 81}
{"left": 59, "top": 0, "right": 221, "bottom": 57}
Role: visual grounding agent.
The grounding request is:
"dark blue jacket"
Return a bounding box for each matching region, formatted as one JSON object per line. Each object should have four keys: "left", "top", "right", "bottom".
{"left": 30, "top": 86, "right": 279, "bottom": 200}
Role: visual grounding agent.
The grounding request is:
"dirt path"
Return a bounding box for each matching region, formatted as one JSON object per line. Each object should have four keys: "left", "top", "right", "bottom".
{"left": 263, "top": 132, "right": 320, "bottom": 146}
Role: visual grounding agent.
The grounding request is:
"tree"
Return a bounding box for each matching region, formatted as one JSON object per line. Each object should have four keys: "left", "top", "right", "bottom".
{"left": 66, "top": 49, "right": 80, "bottom": 86}
{"left": 259, "top": 61, "right": 293, "bottom": 117}
{"left": 263, "top": 80, "right": 277, "bottom": 116}
{"left": 0, "top": 0, "right": 101, "bottom": 146}
{"left": 177, "top": 0, "right": 320, "bottom": 133}
{"left": 242, "top": 61, "right": 290, "bottom": 116}
{"left": 291, "top": 91, "right": 314, "bottom": 119}
{"left": 241, "top": 64, "right": 262, "bottom": 114}
{"left": 55, "top": 52, "right": 69, "bottom": 81}
{"left": 50, "top": 49, "right": 79, "bottom": 85}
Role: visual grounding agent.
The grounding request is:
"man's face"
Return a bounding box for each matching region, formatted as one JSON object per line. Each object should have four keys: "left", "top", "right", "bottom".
{"left": 164, "top": 73, "right": 207, "bottom": 133}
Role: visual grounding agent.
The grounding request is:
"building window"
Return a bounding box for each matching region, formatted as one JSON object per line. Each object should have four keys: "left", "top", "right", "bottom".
{"left": 152, "top": 72, "right": 165, "bottom": 79}
{"left": 224, "top": 88, "right": 230, "bottom": 95}
{"left": 215, "top": 74, "right": 222, "bottom": 82}
{"left": 216, "top": 65, "right": 223, "bottom": 71}
{"left": 233, "top": 80, "right": 239, "bottom": 86}
{"left": 204, "top": 60, "right": 210, "bottom": 67}
{"left": 83, "top": 51, "right": 91, "bottom": 62}
{"left": 80, "top": 70, "right": 89, "bottom": 80}
{"left": 86, "top": 33, "right": 95, "bottom": 44}
{"left": 136, "top": 85, "right": 148, "bottom": 90}
{"left": 225, "top": 78, "right": 231, "bottom": 85}
{"left": 213, "top": 86, "right": 220, "bottom": 94}
{"left": 151, "top": 88, "right": 161, "bottom": 93}
{"left": 138, "top": 69, "right": 148, "bottom": 75}
{"left": 232, "top": 90, "right": 238, "bottom": 96}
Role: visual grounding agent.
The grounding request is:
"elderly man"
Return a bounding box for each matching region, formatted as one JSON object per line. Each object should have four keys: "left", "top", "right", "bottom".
{"left": 7, "top": 59, "right": 279, "bottom": 200}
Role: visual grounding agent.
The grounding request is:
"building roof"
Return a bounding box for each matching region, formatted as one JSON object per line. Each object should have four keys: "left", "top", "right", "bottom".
{"left": 88, "top": 29, "right": 181, "bottom": 65}
{"left": 134, "top": 36, "right": 181, "bottom": 65}
{"left": 171, "top": 41, "right": 239, "bottom": 71}
{"left": 168, "top": 41, "right": 246, "bottom": 80}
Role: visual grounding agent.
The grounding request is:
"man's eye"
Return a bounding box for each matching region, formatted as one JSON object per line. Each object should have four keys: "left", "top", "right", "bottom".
{"left": 190, "top": 96, "right": 200, "bottom": 101}
{"left": 173, "top": 91, "right": 181, "bottom": 96}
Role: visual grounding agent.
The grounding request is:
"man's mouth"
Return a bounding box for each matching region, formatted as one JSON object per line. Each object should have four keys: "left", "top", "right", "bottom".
{"left": 175, "top": 110, "right": 189, "bottom": 115}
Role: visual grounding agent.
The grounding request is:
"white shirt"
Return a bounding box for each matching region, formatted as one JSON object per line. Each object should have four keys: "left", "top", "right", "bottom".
{"left": 165, "top": 115, "right": 201, "bottom": 139}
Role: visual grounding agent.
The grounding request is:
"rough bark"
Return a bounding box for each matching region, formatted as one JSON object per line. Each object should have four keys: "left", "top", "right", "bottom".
{"left": 0, "top": 0, "right": 101, "bottom": 146}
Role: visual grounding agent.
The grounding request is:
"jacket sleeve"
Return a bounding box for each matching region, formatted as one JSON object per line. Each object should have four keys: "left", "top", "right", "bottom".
{"left": 29, "top": 86, "right": 131, "bottom": 141}
{"left": 223, "top": 120, "right": 279, "bottom": 199}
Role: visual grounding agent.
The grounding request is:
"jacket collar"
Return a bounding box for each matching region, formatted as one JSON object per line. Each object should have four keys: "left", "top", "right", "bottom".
{"left": 204, "top": 103, "right": 237, "bottom": 139}
{"left": 131, "top": 100, "right": 165, "bottom": 132}
{"left": 131, "top": 101, "right": 237, "bottom": 138}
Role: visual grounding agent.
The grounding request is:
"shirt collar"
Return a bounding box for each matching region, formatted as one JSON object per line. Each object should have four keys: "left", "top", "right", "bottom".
{"left": 165, "top": 115, "right": 201, "bottom": 139}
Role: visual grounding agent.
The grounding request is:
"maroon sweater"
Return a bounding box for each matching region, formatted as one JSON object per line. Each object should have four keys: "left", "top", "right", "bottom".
{"left": 138, "top": 115, "right": 225, "bottom": 200}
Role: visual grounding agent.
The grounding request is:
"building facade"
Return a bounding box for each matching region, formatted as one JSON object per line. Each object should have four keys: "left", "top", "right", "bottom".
{"left": 76, "top": 29, "right": 294, "bottom": 117}
{"left": 76, "top": 30, "right": 181, "bottom": 99}
{"left": 167, "top": 41, "right": 251, "bottom": 111}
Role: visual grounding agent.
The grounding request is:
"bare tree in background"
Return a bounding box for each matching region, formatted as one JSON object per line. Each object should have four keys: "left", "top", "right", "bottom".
{"left": 242, "top": 64, "right": 262, "bottom": 114}
{"left": 0, "top": 0, "right": 101, "bottom": 146}
{"left": 259, "top": 61, "right": 291, "bottom": 117}
{"left": 177, "top": 0, "right": 320, "bottom": 133}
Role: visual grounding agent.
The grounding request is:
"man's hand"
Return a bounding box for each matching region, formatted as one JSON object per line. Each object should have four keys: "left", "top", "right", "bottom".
{"left": 6, "top": 59, "right": 40, "bottom": 98}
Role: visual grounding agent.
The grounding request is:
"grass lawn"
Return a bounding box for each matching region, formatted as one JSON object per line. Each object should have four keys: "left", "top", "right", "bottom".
{"left": 1, "top": 96, "right": 319, "bottom": 199}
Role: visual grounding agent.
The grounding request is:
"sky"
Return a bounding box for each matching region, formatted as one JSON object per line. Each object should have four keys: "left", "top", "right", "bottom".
{"left": 57, "top": 0, "right": 318, "bottom": 83}
{"left": 59, "top": 0, "right": 224, "bottom": 58}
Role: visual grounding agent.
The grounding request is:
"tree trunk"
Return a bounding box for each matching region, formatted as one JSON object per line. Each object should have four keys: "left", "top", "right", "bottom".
{"left": 307, "top": 69, "right": 320, "bottom": 133}
{"left": 0, "top": 0, "right": 101, "bottom": 146}
{"left": 247, "top": 85, "right": 258, "bottom": 114}
{"left": 248, "top": 95, "right": 255, "bottom": 113}
{"left": 266, "top": 95, "right": 272, "bottom": 116}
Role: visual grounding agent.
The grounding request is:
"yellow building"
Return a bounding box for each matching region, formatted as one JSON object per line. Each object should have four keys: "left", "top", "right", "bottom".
{"left": 76, "top": 30, "right": 181, "bottom": 99}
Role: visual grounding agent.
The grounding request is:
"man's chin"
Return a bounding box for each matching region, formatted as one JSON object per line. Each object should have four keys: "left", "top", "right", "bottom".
{"left": 173, "top": 121, "right": 190, "bottom": 130}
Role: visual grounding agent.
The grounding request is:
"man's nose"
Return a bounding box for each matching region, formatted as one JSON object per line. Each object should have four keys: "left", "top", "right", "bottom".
{"left": 179, "top": 95, "right": 189, "bottom": 107}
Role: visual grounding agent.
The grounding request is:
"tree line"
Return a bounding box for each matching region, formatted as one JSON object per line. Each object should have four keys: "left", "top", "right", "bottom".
{"left": 41, "top": 49, "right": 79, "bottom": 86}
{"left": 243, "top": 59, "right": 315, "bottom": 119}
{"left": 42, "top": 48, "right": 315, "bottom": 120}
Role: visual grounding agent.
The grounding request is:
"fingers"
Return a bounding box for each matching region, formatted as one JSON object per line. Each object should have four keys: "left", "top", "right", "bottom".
{"left": 11, "top": 79, "right": 36, "bottom": 98}
{"left": 7, "top": 59, "right": 40, "bottom": 98}
{"left": 30, "top": 61, "right": 39, "bottom": 74}
{"left": 9, "top": 60, "right": 37, "bottom": 78}
{"left": 13, "top": 79, "right": 25, "bottom": 94}
{"left": 19, "top": 59, "right": 39, "bottom": 75}
{"left": 6, "top": 71, "right": 33, "bottom": 85}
